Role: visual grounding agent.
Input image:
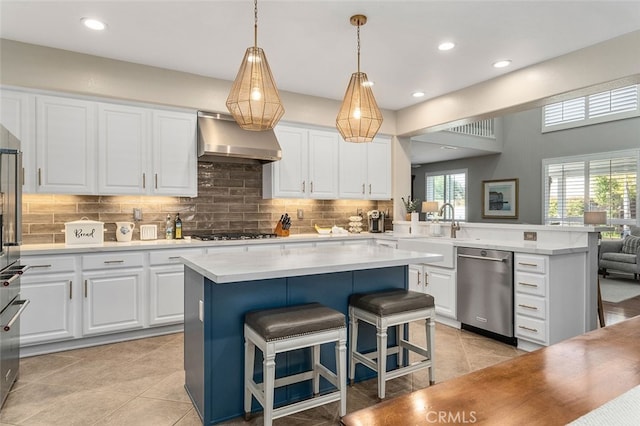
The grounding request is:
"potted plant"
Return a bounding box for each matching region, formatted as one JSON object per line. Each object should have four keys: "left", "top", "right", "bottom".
{"left": 402, "top": 196, "right": 420, "bottom": 221}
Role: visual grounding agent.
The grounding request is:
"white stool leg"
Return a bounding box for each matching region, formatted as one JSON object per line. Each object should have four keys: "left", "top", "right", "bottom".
{"left": 396, "top": 324, "right": 403, "bottom": 368}
{"left": 427, "top": 316, "right": 436, "bottom": 385}
{"left": 376, "top": 323, "right": 388, "bottom": 400}
{"left": 313, "top": 344, "right": 320, "bottom": 395}
{"left": 263, "top": 351, "right": 276, "bottom": 426}
{"left": 244, "top": 338, "right": 255, "bottom": 419}
{"left": 336, "top": 336, "right": 347, "bottom": 416}
{"left": 348, "top": 308, "right": 358, "bottom": 386}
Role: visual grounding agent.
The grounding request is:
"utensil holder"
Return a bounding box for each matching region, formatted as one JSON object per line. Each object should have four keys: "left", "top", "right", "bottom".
{"left": 274, "top": 221, "right": 290, "bottom": 237}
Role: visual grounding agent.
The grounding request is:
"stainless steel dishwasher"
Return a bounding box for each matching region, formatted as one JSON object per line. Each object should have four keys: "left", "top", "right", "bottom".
{"left": 457, "top": 247, "right": 514, "bottom": 341}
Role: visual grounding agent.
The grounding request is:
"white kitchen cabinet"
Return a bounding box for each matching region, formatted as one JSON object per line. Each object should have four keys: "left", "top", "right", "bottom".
{"left": 148, "top": 266, "right": 184, "bottom": 325}
{"left": 0, "top": 89, "right": 36, "bottom": 192}
{"left": 19, "top": 257, "right": 78, "bottom": 345}
{"left": 148, "top": 248, "right": 203, "bottom": 326}
{"left": 263, "top": 125, "right": 339, "bottom": 199}
{"left": 151, "top": 110, "right": 198, "bottom": 197}
{"left": 307, "top": 129, "right": 339, "bottom": 198}
{"left": 35, "top": 95, "right": 97, "bottom": 194}
{"left": 408, "top": 263, "right": 456, "bottom": 319}
{"left": 81, "top": 252, "right": 145, "bottom": 336}
{"left": 366, "top": 136, "right": 392, "bottom": 199}
{"left": 99, "top": 105, "right": 196, "bottom": 196}
{"left": 514, "top": 252, "right": 585, "bottom": 351}
{"left": 338, "top": 135, "right": 391, "bottom": 200}
{"left": 98, "top": 103, "right": 149, "bottom": 194}
{"left": 5, "top": 89, "right": 197, "bottom": 197}
{"left": 424, "top": 266, "right": 456, "bottom": 319}
{"left": 408, "top": 264, "right": 424, "bottom": 293}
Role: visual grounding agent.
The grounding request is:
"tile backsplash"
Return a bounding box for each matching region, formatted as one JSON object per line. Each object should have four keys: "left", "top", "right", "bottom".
{"left": 22, "top": 160, "right": 393, "bottom": 244}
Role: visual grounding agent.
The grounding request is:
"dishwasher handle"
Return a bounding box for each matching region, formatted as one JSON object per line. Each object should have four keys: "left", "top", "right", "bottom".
{"left": 458, "top": 253, "right": 508, "bottom": 262}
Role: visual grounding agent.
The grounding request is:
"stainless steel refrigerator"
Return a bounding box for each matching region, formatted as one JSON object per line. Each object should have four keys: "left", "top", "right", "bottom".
{"left": 0, "top": 124, "right": 29, "bottom": 409}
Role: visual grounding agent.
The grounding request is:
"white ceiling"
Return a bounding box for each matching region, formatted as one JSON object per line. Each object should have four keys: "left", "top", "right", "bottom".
{"left": 2, "top": 0, "right": 639, "bottom": 163}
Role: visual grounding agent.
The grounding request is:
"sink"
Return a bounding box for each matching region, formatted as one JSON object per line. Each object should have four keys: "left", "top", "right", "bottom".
{"left": 397, "top": 238, "right": 456, "bottom": 268}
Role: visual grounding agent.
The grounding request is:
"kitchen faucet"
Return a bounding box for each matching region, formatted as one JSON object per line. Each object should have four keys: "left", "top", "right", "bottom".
{"left": 439, "top": 203, "right": 461, "bottom": 238}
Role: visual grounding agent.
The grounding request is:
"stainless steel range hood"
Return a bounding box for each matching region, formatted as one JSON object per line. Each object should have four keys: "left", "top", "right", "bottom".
{"left": 197, "top": 111, "right": 282, "bottom": 163}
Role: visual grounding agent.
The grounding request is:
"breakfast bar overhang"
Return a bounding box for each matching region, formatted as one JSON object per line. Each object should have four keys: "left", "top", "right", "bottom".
{"left": 180, "top": 244, "right": 442, "bottom": 425}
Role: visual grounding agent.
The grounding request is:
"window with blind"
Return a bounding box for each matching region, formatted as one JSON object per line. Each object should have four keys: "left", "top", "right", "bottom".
{"left": 543, "top": 150, "right": 639, "bottom": 226}
{"left": 542, "top": 84, "right": 639, "bottom": 132}
{"left": 425, "top": 169, "right": 467, "bottom": 221}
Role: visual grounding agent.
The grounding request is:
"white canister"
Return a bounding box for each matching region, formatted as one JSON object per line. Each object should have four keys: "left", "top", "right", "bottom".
{"left": 115, "top": 222, "right": 135, "bottom": 242}
{"left": 64, "top": 218, "right": 105, "bottom": 245}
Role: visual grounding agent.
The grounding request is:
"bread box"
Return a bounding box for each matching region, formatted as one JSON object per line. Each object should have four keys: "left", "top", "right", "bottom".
{"left": 64, "top": 218, "right": 105, "bottom": 245}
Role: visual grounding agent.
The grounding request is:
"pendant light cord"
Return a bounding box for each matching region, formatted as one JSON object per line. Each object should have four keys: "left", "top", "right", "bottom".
{"left": 254, "top": 0, "right": 258, "bottom": 49}
{"left": 356, "top": 23, "right": 361, "bottom": 73}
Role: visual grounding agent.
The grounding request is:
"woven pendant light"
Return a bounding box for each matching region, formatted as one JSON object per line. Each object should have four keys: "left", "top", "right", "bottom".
{"left": 226, "top": 0, "right": 284, "bottom": 131}
{"left": 336, "top": 15, "right": 383, "bottom": 143}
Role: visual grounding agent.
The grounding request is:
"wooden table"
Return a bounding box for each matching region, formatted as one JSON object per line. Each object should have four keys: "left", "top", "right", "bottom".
{"left": 341, "top": 315, "right": 640, "bottom": 426}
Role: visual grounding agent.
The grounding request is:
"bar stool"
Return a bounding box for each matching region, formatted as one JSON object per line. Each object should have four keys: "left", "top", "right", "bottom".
{"left": 244, "top": 303, "right": 347, "bottom": 426}
{"left": 348, "top": 289, "right": 435, "bottom": 399}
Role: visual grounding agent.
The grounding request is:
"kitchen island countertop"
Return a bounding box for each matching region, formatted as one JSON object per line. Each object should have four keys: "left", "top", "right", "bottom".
{"left": 180, "top": 244, "right": 442, "bottom": 284}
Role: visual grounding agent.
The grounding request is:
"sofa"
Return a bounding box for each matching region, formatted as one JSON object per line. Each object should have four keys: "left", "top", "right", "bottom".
{"left": 600, "top": 232, "right": 640, "bottom": 280}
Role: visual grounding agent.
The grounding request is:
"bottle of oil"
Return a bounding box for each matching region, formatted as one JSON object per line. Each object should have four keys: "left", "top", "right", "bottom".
{"left": 174, "top": 213, "right": 183, "bottom": 239}
{"left": 165, "top": 214, "right": 173, "bottom": 240}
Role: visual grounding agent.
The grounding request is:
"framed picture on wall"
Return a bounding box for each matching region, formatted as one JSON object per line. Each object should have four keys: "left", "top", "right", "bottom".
{"left": 482, "top": 178, "right": 519, "bottom": 219}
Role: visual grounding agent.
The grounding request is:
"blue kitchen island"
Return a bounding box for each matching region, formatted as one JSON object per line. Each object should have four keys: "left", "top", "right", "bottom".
{"left": 180, "top": 244, "right": 441, "bottom": 425}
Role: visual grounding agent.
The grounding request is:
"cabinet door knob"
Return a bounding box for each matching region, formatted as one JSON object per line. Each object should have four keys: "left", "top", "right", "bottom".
{"left": 38, "top": 168, "right": 42, "bottom": 186}
{"left": 369, "top": 184, "right": 372, "bottom": 194}
{"left": 362, "top": 184, "right": 365, "bottom": 194}
{"left": 310, "top": 181, "right": 314, "bottom": 193}
{"left": 69, "top": 280, "right": 73, "bottom": 300}
{"left": 302, "top": 181, "right": 305, "bottom": 192}
{"left": 142, "top": 173, "right": 146, "bottom": 189}
{"left": 84, "top": 280, "right": 88, "bottom": 298}
{"left": 155, "top": 174, "right": 158, "bottom": 189}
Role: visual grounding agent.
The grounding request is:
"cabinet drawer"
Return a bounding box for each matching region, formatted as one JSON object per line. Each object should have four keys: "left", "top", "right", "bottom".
{"left": 515, "top": 315, "right": 547, "bottom": 344}
{"left": 82, "top": 252, "right": 144, "bottom": 270}
{"left": 515, "top": 254, "right": 546, "bottom": 274}
{"left": 515, "top": 294, "right": 546, "bottom": 320}
{"left": 149, "top": 248, "right": 204, "bottom": 265}
{"left": 515, "top": 272, "right": 546, "bottom": 297}
{"left": 24, "top": 256, "right": 77, "bottom": 275}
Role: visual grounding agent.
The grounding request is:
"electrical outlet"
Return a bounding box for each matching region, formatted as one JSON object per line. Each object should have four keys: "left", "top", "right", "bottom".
{"left": 133, "top": 208, "right": 142, "bottom": 221}
{"left": 524, "top": 231, "right": 537, "bottom": 241}
{"left": 297, "top": 209, "right": 304, "bottom": 219}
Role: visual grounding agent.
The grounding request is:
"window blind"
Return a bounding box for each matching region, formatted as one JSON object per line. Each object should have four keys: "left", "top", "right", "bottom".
{"left": 543, "top": 150, "right": 639, "bottom": 226}
{"left": 542, "top": 84, "right": 639, "bottom": 131}
{"left": 425, "top": 170, "right": 467, "bottom": 221}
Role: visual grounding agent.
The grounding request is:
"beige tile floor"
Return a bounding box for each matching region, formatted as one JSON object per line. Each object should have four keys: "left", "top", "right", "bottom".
{"left": 0, "top": 323, "right": 524, "bottom": 426}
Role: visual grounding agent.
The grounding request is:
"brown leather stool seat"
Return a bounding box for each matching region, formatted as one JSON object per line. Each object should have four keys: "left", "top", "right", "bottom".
{"left": 245, "top": 303, "right": 345, "bottom": 341}
{"left": 349, "top": 289, "right": 435, "bottom": 316}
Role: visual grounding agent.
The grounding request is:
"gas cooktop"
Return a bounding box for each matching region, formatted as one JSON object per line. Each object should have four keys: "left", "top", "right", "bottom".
{"left": 191, "top": 233, "right": 277, "bottom": 241}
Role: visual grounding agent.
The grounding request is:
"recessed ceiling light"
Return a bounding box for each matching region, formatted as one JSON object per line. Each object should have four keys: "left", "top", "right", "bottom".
{"left": 493, "top": 59, "right": 512, "bottom": 68}
{"left": 412, "top": 91, "right": 425, "bottom": 98}
{"left": 81, "top": 18, "right": 107, "bottom": 31}
{"left": 438, "top": 42, "right": 455, "bottom": 51}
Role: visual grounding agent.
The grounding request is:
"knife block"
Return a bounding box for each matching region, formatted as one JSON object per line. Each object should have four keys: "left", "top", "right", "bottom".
{"left": 274, "top": 221, "right": 290, "bottom": 237}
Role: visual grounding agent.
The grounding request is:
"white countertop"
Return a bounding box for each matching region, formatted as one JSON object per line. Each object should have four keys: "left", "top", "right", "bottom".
{"left": 20, "top": 232, "right": 379, "bottom": 255}
{"left": 19, "top": 229, "right": 588, "bottom": 257}
{"left": 449, "top": 238, "right": 588, "bottom": 255}
{"left": 180, "top": 244, "right": 443, "bottom": 284}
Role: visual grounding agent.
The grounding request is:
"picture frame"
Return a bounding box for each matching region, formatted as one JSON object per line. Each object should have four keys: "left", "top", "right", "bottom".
{"left": 482, "top": 178, "right": 519, "bottom": 219}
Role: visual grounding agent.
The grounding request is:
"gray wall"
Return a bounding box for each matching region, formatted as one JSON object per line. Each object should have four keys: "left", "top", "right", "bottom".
{"left": 413, "top": 110, "right": 640, "bottom": 224}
